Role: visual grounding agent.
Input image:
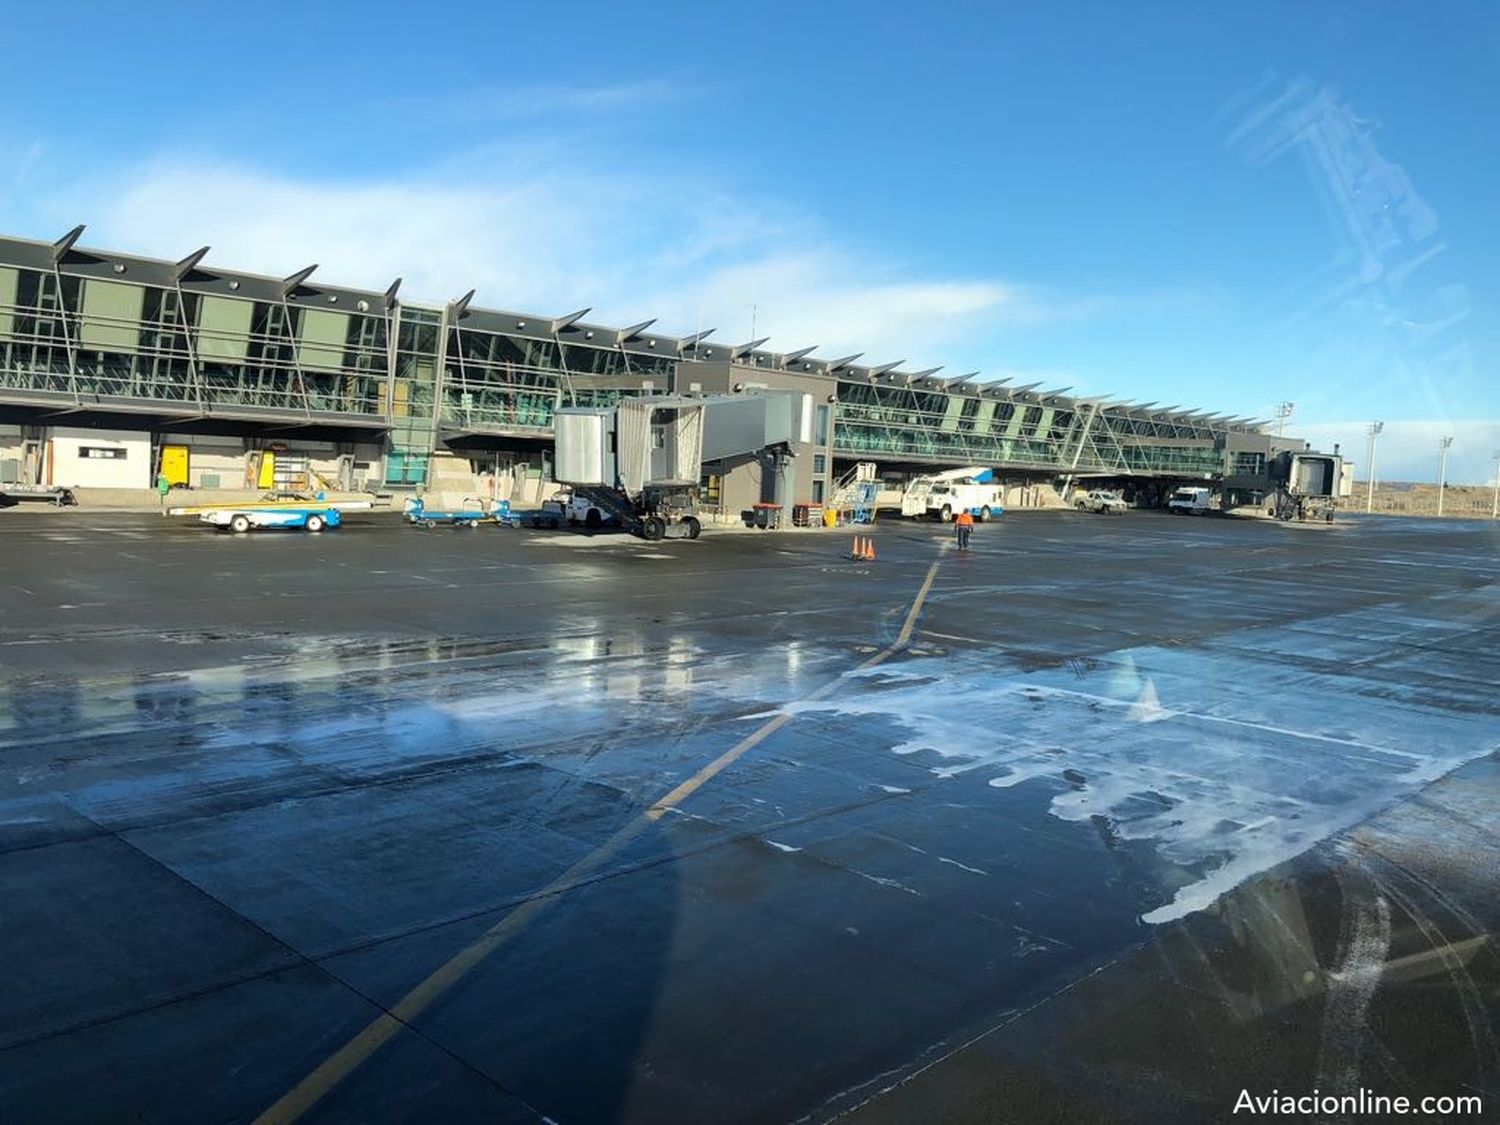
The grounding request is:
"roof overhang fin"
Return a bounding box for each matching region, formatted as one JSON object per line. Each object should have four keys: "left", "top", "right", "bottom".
{"left": 551, "top": 308, "right": 591, "bottom": 334}
{"left": 173, "top": 246, "right": 211, "bottom": 280}
{"left": 618, "top": 318, "right": 657, "bottom": 345}
{"left": 281, "top": 264, "right": 318, "bottom": 296}
{"left": 52, "top": 224, "right": 86, "bottom": 262}
{"left": 732, "top": 337, "right": 770, "bottom": 359}
{"left": 782, "top": 345, "right": 818, "bottom": 364}
{"left": 450, "top": 289, "right": 477, "bottom": 319}
{"left": 384, "top": 278, "right": 402, "bottom": 310}
{"left": 826, "top": 353, "right": 863, "bottom": 371}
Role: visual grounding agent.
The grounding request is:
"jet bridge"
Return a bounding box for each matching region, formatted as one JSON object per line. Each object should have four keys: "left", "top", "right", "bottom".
{"left": 554, "top": 392, "right": 809, "bottom": 538}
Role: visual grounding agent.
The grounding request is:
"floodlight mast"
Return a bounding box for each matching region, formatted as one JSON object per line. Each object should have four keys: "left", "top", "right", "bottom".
{"left": 1437, "top": 436, "right": 1453, "bottom": 517}
{"left": 1365, "top": 421, "right": 1383, "bottom": 513}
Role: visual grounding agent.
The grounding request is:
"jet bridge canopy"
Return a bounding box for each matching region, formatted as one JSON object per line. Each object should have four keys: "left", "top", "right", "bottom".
{"left": 555, "top": 392, "right": 808, "bottom": 498}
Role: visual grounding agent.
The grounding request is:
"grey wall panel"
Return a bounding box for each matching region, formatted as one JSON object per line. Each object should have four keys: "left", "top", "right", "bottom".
{"left": 554, "top": 409, "right": 612, "bottom": 485}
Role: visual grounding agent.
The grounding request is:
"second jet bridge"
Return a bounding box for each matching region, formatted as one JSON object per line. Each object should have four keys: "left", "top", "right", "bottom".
{"left": 554, "top": 392, "right": 811, "bottom": 537}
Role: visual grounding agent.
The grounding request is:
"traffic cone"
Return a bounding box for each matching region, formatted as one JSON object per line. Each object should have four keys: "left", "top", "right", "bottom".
{"left": 864, "top": 536, "right": 876, "bottom": 561}
{"left": 850, "top": 535, "right": 861, "bottom": 561}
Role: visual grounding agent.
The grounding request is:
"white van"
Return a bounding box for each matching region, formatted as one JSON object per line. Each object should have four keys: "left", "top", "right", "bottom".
{"left": 1167, "top": 487, "right": 1216, "bottom": 515}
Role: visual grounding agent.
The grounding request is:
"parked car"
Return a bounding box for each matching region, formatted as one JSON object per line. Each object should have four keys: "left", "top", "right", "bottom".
{"left": 1075, "top": 489, "right": 1127, "bottom": 513}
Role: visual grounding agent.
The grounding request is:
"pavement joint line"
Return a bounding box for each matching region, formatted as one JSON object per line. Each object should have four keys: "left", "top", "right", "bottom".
{"left": 251, "top": 553, "right": 947, "bottom": 1125}
{"left": 0, "top": 770, "right": 916, "bottom": 1057}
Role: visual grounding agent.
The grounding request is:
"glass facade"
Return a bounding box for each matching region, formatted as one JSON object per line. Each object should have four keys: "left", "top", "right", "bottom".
{"left": 1, "top": 235, "right": 1253, "bottom": 487}
{"left": 832, "top": 377, "right": 1225, "bottom": 477}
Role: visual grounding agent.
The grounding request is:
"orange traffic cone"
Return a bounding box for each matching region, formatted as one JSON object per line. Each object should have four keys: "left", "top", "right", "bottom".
{"left": 864, "top": 536, "right": 876, "bottom": 561}
{"left": 850, "top": 535, "right": 862, "bottom": 561}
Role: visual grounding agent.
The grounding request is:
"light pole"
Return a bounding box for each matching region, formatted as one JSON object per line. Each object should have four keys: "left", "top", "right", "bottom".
{"left": 1437, "top": 436, "right": 1453, "bottom": 517}
{"left": 1491, "top": 449, "right": 1500, "bottom": 520}
{"left": 1274, "top": 401, "right": 1295, "bottom": 438}
{"left": 1365, "top": 421, "right": 1383, "bottom": 513}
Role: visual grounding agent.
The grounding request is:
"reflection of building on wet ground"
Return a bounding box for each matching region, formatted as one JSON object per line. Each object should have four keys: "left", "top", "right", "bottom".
{"left": 0, "top": 509, "right": 1494, "bottom": 1121}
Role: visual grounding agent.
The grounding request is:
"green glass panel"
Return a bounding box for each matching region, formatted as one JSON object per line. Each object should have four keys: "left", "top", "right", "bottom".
{"left": 939, "top": 394, "right": 965, "bottom": 433}
{"left": 297, "top": 309, "right": 350, "bottom": 374}
{"left": 0, "top": 267, "right": 17, "bottom": 339}
{"left": 198, "top": 295, "right": 254, "bottom": 362}
{"left": 78, "top": 278, "right": 144, "bottom": 352}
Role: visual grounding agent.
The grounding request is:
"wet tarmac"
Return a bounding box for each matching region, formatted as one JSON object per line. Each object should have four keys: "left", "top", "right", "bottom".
{"left": 0, "top": 509, "right": 1496, "bottom": 1123}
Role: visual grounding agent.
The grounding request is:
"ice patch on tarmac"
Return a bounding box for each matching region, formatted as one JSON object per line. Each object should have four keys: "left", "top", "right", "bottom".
{"left": 773, "top": 637, "right": 1498, "bottom": 925}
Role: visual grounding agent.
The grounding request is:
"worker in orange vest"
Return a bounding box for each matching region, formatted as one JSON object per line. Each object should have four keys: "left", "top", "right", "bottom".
{"left": 954, "top": 508, "right": 974, "bottom": 551}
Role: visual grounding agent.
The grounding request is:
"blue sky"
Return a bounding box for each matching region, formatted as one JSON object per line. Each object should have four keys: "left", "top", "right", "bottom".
{"left": 3, "top": 1, "right": 1497, "bottom": 481}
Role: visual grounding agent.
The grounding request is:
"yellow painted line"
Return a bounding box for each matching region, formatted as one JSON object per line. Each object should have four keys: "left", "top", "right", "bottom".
{"left": 255, "top": 555, "right": 945, "bottom": 1124}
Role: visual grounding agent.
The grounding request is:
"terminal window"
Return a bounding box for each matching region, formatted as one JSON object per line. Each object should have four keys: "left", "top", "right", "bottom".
{"left": 79, "top": 446, "right": 127, "bottom": 459}
{"left": 1234, "top": 452, "right": 1266, "bottom": 476}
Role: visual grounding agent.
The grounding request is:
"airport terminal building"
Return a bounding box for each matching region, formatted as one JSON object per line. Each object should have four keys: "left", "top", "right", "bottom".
{"left": 0, "top": 228, "right": 1281, "bottom": 510}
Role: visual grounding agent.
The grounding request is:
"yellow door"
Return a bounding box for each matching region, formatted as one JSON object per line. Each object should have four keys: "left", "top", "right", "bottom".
{"left": 256, "top": 451, "right": 277, "bottom": 489}
{"left": 160, "top": 445, "right": 189, "bottom": 487}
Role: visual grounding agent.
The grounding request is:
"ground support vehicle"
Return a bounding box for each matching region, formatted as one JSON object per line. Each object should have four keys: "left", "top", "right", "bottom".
{"left": 403, "top": 497, "right": 518, "bottom": 529}
{"left": 921, "top": 480, "right": 1005, "bottom": 522}
{"left": 828, "top": 463, "right": 879, "bottom": 524}
{"left": 900, "top": 467, "right": 998, "bottom": 519}
{"left": 0, "top": 484, "right": 76, "bottom": 506}
{"left": 1075, "top": 489, "right": 1127, "bottom": 513}
{"left": 899, "top": 469, "right": 1004, "bottom": 521}
{"left": 544, "top": 488, "right": 620, "bottom": 530}
{"left": 167, "top": 495, "right": 372, "bottom": 533}
{"left": 197, "top": 505, "right": 343, "bottom": 533}
{"left": 1168, "top": 487, "right": 1217, "bottom": 515}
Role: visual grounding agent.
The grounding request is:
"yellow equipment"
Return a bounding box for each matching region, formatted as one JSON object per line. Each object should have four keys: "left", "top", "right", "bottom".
{"left": 159, "top": 445, "right": 189, "bottom": 487}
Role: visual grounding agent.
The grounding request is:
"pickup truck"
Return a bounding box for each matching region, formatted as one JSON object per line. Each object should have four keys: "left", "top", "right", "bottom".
{"left": 536, "top": 488, "right": 616, "bottom": 530}
{"left": 1075, "top": 489, "right": 1127, "bottom": 513}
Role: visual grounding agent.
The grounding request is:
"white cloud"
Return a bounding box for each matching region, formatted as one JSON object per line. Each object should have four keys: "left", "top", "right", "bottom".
{"left": 1292, "top": 419, "right": 1500, "bottom": 486}
{"left": 41, "top": 150, "right": 1089, "bottom": 369}
{"left": 389, "top": 77, "right": 687, "bottom": 124}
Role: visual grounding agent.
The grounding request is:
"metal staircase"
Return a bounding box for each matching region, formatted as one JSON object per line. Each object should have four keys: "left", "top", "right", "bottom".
{"left": 829, "top": 462, "right": 879, "bottom": 523}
